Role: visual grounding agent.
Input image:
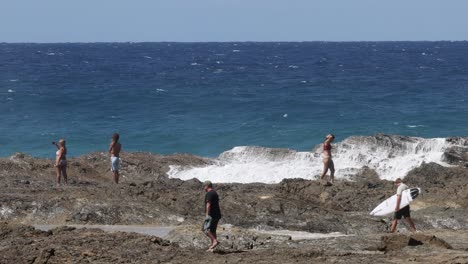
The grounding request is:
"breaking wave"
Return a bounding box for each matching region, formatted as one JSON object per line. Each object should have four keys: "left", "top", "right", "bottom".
{"left": 168, "top": 135, "right": 467, "bottom": 183}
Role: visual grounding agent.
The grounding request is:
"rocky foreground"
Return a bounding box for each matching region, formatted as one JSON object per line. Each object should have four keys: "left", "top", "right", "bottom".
{"left": 0, "top": 136, "right": 467, "bottom": 263}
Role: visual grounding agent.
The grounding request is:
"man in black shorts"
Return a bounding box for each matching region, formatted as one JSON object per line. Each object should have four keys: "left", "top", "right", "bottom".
{"left": 390, "top": 178, "right": 416, "bottom": 233}
{"left": 203, "top": 180, "right": 222, "bottom": 252}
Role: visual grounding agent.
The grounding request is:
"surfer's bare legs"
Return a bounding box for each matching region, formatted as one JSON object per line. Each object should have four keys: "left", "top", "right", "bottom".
{"left": 55, "top": 166, "right": 62, "bottom": 185}
{"left": 390, "top": 219, "right": 398, "bottom": 233}
{"left": 113, "top": 170, "right": 119, "bottom": 184}
{"left": 206, "top": 231, "right": 218, "bottom": 251}
{"left": 405, "top": 217, "right": 416, "bottom": 232}
{"left": 320, "top": 158, "right": 334, "bottom": 184}
{"left": 391, "top": 218, "right": 416, "bottom": 233}
{"left": 329, "top": 159, "right": 335, "bottom": 184}
{"left": 61, "top": 166, "right": 68, "bottom": 184}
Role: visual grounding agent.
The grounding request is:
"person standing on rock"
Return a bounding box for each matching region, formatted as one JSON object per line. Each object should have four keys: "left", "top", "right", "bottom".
{"left": 109, "top": 133, "right": 122, "bottom": 184}
{"left": 52, "top": 139, "right": 68, "bottom": 185}
{"left": 320, "top": 134, "right": 335, "bottom": 185}
{"left": 203, "top": 180, "right": 222, "bottom": 252}
{"left": 390, "top": 178, "right": 416, "bottom": 233}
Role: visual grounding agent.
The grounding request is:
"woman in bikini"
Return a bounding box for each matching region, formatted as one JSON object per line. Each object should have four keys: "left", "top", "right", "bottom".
{"left": 52, "top": 139, "right": 68, "bottom": 185}
{"left": 320, "top": 134, "right": 335, "bottom": 185}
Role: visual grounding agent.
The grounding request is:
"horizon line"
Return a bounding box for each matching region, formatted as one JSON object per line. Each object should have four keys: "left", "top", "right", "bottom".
{"left": 2, "top": 40, "right": 468, "bottom": 44}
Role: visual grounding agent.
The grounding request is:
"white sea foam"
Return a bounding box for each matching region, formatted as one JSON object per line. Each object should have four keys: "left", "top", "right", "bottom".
{"left": 288, "top": 65, "right": 299, "bottom": 69}
{"left": 168, "top": 136, "right": 462, "bottom": 184}
{"left": 7, "top": 89, "right": 15, "bottom": 93}
{"left": 9, "top": 79, "right": 18, "bottom": 82}
{"left": 232, "top": 50, "right": 241, "bottom": 52}
{"left": 143, "top": 56, "right": 152, "bottom": 59}
{"left": 156, "top": 89, "right": 167, "bottom": 92}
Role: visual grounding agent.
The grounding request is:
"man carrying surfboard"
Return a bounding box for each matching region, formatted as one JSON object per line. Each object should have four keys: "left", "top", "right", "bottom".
{"left": 390, "top": 178, "right": 416, "bottom": 233}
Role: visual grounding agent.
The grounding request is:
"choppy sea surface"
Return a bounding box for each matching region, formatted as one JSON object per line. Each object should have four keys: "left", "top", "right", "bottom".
{"left": 1, "top": 42, "right": 467, "bottom": 171}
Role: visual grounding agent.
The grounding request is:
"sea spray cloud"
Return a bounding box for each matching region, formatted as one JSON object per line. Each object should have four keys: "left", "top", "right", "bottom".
{"left": 168, "top": 135, "right": 459, "bottom": 183}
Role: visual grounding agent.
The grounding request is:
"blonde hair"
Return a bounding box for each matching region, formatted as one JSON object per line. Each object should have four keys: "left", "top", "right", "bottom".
{"left": 59, "top": 139, "right": 66, "bottom": 146}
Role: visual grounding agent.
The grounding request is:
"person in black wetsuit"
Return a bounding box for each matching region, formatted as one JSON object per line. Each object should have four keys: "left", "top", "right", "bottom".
{"left": 203, "top": 180, "right": 222, "bottom": 252}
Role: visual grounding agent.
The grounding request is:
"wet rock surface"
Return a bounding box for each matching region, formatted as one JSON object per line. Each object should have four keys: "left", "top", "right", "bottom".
{"left": 0, "top": 147, "right": 467, "bottom": 263}
{"left": 1, "top": 222, "right": 467, "bottom": 264}
{"left": 377, "top": 234, "right": 453, "bottom": 252}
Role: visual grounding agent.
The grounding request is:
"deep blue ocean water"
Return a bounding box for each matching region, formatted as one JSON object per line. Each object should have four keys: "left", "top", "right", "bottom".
{"left": 1, "top": 42, "right": 467, "bottom": 158}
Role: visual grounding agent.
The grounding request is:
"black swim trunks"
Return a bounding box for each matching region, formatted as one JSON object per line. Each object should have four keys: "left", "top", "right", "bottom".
{"left": 203, "top": 218, "right": 219, "bottom": 235}
{"left": 395, "top": 205, "right": 410, "bottom": 220}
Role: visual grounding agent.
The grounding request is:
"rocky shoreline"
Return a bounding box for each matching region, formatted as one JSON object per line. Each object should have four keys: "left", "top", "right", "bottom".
{"left": 0, "top": 135, "right": 467, "bottom": 263}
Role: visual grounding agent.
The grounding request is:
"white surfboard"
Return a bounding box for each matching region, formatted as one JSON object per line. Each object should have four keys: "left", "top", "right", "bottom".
{"left": 370, "top": 187, "right": 421, "bottom": 216}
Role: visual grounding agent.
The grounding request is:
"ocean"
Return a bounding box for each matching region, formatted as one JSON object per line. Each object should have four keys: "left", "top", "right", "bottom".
{"left": 1, "top": 42, "right": 467, "bottom": 181}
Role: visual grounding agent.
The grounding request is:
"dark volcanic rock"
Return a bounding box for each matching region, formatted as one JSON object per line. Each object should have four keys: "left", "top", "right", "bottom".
{"left": 0, "top": 149, "right": 467, "bottom": 240}
{"left": 1, "top": 222, "right": 467, "bottom": 264}
{"left": 0, "top": 140, "right": 467, "bottom": 263}
{"left": 377, "top": 234, "right": 452, "bottom": 252}
{"left": 405, "top": 162, "right": 468, "bottom": 188}
{"left": 443, "top": 146, "right": 468, "bottom": 166}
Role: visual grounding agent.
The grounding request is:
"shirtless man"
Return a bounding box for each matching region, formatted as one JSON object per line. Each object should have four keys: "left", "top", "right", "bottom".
{"left": 109, "top": 133, "right": 122, "bottom": 184}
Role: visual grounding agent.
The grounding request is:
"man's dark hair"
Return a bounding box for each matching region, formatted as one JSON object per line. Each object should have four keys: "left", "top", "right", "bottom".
{"left": 112, "top": 133, "right": 119, "bottom": 142}
{"left": 203, "top": 180, "right": 213, "bottom": 188}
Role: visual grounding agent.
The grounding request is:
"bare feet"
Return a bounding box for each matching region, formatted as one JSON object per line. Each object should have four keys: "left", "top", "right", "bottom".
{"left": 208, "top": 241, "right": 219, "bottom": 252}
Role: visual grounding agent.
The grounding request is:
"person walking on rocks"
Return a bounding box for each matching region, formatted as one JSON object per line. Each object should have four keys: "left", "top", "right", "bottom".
{"left": 109, "top": 133, "right": 122, "bottom": 184}
{"left": 320, "top": 134, "right": 335, "bottom": 185}
{"left": 52, "top": 139, "right": 68, "bottom": 185}
{"left": 203, "top": 180, "right": 222, "bottom": 252}
{"left": 390, "top": 178, "right": 416, "bottom": 233}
